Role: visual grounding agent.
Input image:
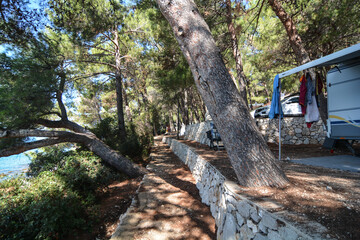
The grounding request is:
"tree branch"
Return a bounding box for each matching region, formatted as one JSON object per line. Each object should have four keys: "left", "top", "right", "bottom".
{"left": 40, "top": 112, "right": 62, "bottom": 118}
{"left": 57, "top": 72, "right": 68, "bottom": 120}
{"left": 0, "top": 129, "right": 82, "bottom": 139}
{"left": 71, "top": 71, "right": 114, "bottom": 82}
{"left": 102, "top": 32, "right": 118, "bottom": 49}
{"left": 84, "top": 43, "right": 115, "bottom": 54}
{"left": 36, "top": 119, "right": 93, "bottom": 134}
{"left": 78, "top": 60, "right": 117, "bottom": 69}
{"left": 0, "top": 138, "right": 68, "bottom": 157}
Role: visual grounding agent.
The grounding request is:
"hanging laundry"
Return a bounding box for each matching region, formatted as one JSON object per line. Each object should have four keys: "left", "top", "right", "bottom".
{"left": 299, "top": 75, "right": 307, "bottom": 115}
{"left": 305, "top": 72, "right": 314, "bottom": 104}
{"left": 269, "top": 74, "right": 283, "bottom": 119}
{"left": 305, "top": 95, "right": 320, "bottom": 127}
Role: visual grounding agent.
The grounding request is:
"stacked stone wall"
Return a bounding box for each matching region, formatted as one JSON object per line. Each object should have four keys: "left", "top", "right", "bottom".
{"left": 257, "top": 118, "right": 326, "bottom": 145}
{"left": 162, "top": 136, "right": 323, "bottom": 240}
{"left": 185, "top": 118, "right": 326, "bottom": 145}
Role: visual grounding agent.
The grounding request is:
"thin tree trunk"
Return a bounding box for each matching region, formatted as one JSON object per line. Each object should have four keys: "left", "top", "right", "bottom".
{"left": 115, "top": 74, "right": 127, "bottom": 142}
{"left": 268, "top": 0, "right": 310, "bottom": 65}
{"left": 184, "top": 90, "right": 190, "bottom": 125}
{"left": 114, "top": 29, "right": 127, "bottom": 142}
{"left": 156, "top": 0, "right": 288, "bottom": 187}
{"left": 225, "top": 0, "right": 249, "bottom": 106}
{"left": 123, "top": 84, "right": 133, "bottom": 123}
{"left": 268, "top": 0, "right": 328, "bottom": 124}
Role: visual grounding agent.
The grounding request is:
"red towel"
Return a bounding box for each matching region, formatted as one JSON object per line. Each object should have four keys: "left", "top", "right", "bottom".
{"left": 299, "top": 75, "right": 307, "bottom": 115}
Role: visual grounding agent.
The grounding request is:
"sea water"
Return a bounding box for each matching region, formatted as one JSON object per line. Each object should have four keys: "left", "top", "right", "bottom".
{"left": 0, "top": 153, "right": 31, "bottom": 180}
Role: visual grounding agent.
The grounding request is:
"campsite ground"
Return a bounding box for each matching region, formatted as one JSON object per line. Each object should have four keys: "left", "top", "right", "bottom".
{"left": 184, "top": 140, "right": 360, "bottom": 240}
{"left": 78, "top": 140, "right": 360, "bottom": 239}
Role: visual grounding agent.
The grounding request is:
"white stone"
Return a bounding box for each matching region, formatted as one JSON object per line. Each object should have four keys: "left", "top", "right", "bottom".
{"left": 216, "top": 206, "right": 225, "bottom": 226}
{"left": 225, "top": 193, "right": 237, "bottom": 206}
{"left": 247, "top": 219, "right": 258, "bottom": 234}
{"left": 201, "top": 189, "right": 210, "bottom": 205}
{"left": 268, "top": 230, "right": 282, "bottom": 240}
{"left": 210, "top": 202, "right": 217, "bottom": 218}
{"left": 250, "top": 208, "right": 261, "bottom": 223}
{"left": 240, "top": 224, "right": 255, "bottom": 240}
{"left": 295, "top": 128, "right": 302, "bottom": 134}
{"left": 221, "top": 214, "right": 237, "bottom": 240}
{"left": 236, "top": 212, "right": 245, "bottom": 227}
{"left": 258, "top": 220, "right": 268, "bottom": 234}
{"left": 254, "top": 233, "right": 268, "bottom": 240}
{"left": 227, "top": 203, "right": 236, "bottom": 213}
{"left": 303, "top": 138, "right": 310, "bottom": 144}
{"left": 278, "top": 227, "right": 299, "bottom": 240}
{"left": 236, "top": 201, "right": 251, "bottom": 218}
{"left": 260, "top": 213, "right": 278, "bottom": 230}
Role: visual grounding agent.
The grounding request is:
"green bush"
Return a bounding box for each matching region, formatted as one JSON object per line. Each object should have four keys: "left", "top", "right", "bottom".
{"left": 91, "top": 117, "right": 153, "bottom": 160}
{"left": 0, "top": 149, "right": 125, "bottom": 239}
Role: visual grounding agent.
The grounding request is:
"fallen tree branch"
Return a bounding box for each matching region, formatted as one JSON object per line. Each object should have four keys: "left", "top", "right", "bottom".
{"left": 0, "top": 138, "right": 67, "bottom": 157}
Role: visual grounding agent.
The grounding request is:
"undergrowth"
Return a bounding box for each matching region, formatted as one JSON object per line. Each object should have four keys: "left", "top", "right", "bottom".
{"left": 0, "top": 147, "right": 125, "bottom": 240}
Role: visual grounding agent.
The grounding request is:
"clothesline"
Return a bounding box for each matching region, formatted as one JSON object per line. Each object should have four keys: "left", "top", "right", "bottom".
{"left": 269, "top": 43, "right": 360, "bottom": 161}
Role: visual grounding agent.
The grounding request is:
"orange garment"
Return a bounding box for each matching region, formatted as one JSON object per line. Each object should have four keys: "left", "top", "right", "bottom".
{"left": 299, "top": 75, "right": 307, "bottom": 115}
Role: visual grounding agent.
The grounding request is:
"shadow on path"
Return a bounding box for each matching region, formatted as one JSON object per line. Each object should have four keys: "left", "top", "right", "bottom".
{"left": 111, "top": 137, "right": 216, "bottom": 240}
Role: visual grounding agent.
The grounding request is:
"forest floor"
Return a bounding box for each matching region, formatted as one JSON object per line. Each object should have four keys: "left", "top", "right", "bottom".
{"left": 77, "top": 138, "right": 360, "bottom": 240}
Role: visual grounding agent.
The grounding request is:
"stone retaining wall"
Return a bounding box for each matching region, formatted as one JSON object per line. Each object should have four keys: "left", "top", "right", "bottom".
{"left": 163, "top": 136, "right": 316, "bottom": 240}
{"left": 257, "top": 118, "right": 326, "bottom": 145}
{"left": 184, "top": 118, "right": 326, "bottom": 146}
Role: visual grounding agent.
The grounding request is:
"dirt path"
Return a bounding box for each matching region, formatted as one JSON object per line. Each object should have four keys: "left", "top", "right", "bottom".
{"left": 111, "top": 136, "right": 216, "bottom": 240}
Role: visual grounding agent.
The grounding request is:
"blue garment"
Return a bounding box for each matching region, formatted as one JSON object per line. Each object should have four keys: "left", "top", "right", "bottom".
{"left": 305, "top": 73, "right": 314, "bottom": 104}
{"left": 269, "top": 74, "right": 283, "bottom": 119}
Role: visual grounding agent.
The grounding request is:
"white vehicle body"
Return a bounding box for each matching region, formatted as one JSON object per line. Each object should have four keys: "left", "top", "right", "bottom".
{"left": 251, "top": 95, "right": 302, "bottom": 118}
{"left": 327, "top": 59, "right": 360, "bottom": 140}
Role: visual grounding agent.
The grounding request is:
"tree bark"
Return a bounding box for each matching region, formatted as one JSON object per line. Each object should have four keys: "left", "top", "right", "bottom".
{"left": 0, "top": 127, "right": 146, "bottom": 178}
{"left": 115, "top": 74, "right": 127, "bottom": 142}
{"left": 123, "top": 81, "right": 133, "bottom": 122}
{"left": 268, "top": 0, "right": 328, "bottom": 124}
{"left": 225, "top": 0, "right": 249, "bottom": 105}
{"left": 156, "top": 0, "right": 288, "bottom": 187}
{"left": 114, "top": 29, "right": 127, "bottom": 142}
{"left": 267, "top": 0, "right": 310, "bottom": 65}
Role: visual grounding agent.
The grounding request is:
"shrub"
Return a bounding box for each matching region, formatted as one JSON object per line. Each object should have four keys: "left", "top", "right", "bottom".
{"left": 91, "top": 117, "right": 153, "bottom": 160}
{"left": 0, "top": 149, "right": 125, "bottom": 239}
{"left": 0, "top": 172, "right": 86, "bottom": 239}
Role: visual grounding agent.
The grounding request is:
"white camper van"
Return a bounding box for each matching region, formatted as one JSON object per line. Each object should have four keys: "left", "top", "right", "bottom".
{"left": 273, "top": 43, "right": 360, "bottom": 159}
{"left": 326, "top": 59, "right": 360, "bottom": 140}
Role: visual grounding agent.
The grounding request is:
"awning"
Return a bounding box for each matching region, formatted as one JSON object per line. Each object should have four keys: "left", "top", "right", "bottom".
{"left": 279, "top": 43, "right": 360, "bottom": 79}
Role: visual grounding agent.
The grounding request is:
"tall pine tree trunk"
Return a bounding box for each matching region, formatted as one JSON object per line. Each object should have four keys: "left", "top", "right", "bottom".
{"left": 268, "top": 0, "right": 328, "bottom": 124}
{"left": 225, "top": 0, "right": 249, "bottom": 106}
{"left": 114, "top": 30, "right": 127, "bottom": 142}
{"left": 156, "top": 0, "right": 288, "bottom": 187}
{"left": 115, "top": 74, "right": 127, "bottom": 142}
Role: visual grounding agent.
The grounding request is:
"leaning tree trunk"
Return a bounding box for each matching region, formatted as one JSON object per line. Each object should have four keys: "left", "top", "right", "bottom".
{"left": 268, "top": 0, "right": 328, "bottom": 124}
{"left": 156, "top": 0, "right": 288, "bottom": 187}
{"left": 0, "top": 127, "right": 145, "bottom": 178}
